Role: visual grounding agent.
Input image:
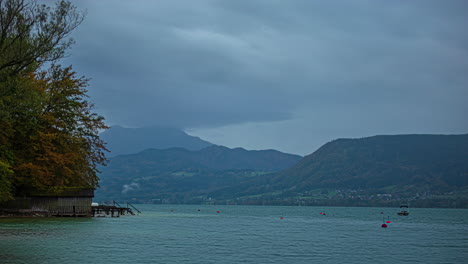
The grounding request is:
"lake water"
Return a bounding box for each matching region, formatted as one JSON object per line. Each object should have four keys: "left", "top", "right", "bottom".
{"left": 1, "top": 205, "right": 467, "bottom": 264}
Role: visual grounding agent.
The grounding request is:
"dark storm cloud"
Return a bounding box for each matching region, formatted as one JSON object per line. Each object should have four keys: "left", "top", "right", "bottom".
{"left": 66, "top": 0, "right": 297, "bottom": 128}
{"left": 63, "top": 0, "right": 468, "bottom": 153}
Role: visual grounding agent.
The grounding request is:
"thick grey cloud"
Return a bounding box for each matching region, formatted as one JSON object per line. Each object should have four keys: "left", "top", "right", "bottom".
{"left": 64, "top": 0, "right": 468, "bottom": 154}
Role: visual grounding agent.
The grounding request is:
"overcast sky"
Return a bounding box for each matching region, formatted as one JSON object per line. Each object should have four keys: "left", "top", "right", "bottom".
{"left": 64, "top": 0, "right": 468, "bottom": 155}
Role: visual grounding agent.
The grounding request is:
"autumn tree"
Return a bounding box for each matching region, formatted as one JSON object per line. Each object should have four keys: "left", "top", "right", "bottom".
{"left": 11, "top": 66, "right": 108, "bottom": 195}
{"left": 0, "top": 0, "right": 107, "bottom": 202}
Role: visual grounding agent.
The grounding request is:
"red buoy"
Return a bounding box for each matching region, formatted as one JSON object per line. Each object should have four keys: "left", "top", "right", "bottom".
{"left": 386, "top": 221, "right": 391, "bottom": 223}
{"left": 170, "top": 209, "right": 174, "bottom": 212}
{"left": 319, "top": 212, "right": 323, "bottom": 214}
{"left": 280, "top": 217, "right": 284, "bottom": 220}
{"left": 197, "top": 209, "right": 201, "bottom": 211}
{"left": 381, "top": 224, "right": 388, "bottom": 228}
{"left": 216, "top": 211, "right": 220, "bottom": 213}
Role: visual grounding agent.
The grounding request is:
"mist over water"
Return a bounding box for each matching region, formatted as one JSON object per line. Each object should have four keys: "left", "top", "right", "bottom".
{"left": 1, "top": 205, "right": 467, "bottom": 264}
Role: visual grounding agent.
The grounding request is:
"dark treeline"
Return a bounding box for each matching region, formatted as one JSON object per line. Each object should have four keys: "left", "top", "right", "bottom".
{"left": 0, "top": 0, "right": 107, "bottom": 202}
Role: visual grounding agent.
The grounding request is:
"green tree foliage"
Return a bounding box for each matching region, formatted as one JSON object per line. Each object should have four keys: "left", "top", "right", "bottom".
{"left": 0, "top": 0, "right": 107, "bottom": 202}
{"left": 0, "top": 0, "right": 84, "bottom": 77}
{"left": 0, "top": 160, "right": 13, "bottom": 201}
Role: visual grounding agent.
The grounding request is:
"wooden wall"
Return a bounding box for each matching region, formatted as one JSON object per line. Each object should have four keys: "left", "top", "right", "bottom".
{"left": 0, "top": 196, "right": 93, "bottom": 216}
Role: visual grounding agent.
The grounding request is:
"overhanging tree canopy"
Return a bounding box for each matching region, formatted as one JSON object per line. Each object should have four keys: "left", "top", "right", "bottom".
{"left": 0, "top": 0, "right": 84, "bottom": 77}
{"left": 0, "top": 0, "right": 107, "bottom": 202}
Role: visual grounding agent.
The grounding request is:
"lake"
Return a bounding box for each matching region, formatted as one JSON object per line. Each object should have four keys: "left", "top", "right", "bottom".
{"left": 1, "top": 205, "right": 467, "bottom": 264}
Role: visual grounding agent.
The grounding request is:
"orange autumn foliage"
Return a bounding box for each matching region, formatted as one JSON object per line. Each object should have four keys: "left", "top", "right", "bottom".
{"left": 10, "top": 65, "right": 108, "bottom": 195}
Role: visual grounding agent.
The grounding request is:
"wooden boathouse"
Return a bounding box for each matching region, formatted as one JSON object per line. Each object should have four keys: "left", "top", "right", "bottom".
{"left": 0, "top": 188, "right": 141, "bottom": 217}
{"left": 0, "top": 188, "right": 95, "bottom": 217}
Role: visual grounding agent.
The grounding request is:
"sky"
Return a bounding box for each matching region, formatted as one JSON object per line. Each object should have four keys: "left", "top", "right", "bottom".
{"left": 64, "top": 0, "right": 468, "bottom": 156}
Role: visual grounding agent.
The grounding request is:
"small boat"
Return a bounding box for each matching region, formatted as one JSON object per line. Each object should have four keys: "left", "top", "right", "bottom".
{"left": 397, "top": 204, "right": 409, "bottom": 216}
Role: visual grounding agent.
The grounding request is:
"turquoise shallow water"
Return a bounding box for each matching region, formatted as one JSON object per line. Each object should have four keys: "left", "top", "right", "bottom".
{"left": 1, "top": 205, "right": 467, "bottom": 264}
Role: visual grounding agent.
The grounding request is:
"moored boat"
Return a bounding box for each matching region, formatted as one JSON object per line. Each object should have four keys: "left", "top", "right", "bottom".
{"left": 397, "top": 204, "right": 409, "bottom": 216}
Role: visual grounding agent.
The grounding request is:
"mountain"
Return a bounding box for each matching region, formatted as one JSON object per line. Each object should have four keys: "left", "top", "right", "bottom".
{"left": 100, "top": 126, "right": 213, "bottom": 157}
{"left": 95, "top": 145, "right": 302, "bottom": 202}
{"left": 96, "top": 133, "right": 468, "bottom": 208}
{"left": 217, "top": 134, "right": 468, "bottom": 207}
{"left": 272, "top": 134, "right": 468, "bottom": 190}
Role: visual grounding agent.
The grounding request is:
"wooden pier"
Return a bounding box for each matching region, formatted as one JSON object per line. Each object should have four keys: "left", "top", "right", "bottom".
{"left": 91, "top": 201, "right": 141, "bottom": 217}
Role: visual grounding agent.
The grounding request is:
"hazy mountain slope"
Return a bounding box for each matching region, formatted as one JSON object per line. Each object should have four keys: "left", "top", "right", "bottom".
{"left": 211, "top": 134, "right": 468, "bottom": 207}
{"left": 105, "top": 145, "right": 301, "bottom": 172}
{"left": 100, "top": 126, "right": 213, "bottom": 156}
{"left": 269, "top": 134, "right": 468, "bottom": 191}
{"left": 96, "top": 133, "right": 468, "bottom": 207}
{"left": 95, "top": 146, "right": 302, "bottom": 202}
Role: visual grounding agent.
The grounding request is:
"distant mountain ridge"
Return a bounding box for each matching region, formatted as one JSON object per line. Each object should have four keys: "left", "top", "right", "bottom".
{"left": 100, "top": 126, "right": 212, "bottom": 156}
{"left": 95, "top": 145, "right": 302, "bottom": 201}
{"left": 267, "top": 134, "right": 468, "bottom": 191}
{"left": 108, "top": 145, "right": 302, "bottom": 171}
{"left": 96, "top": 132, "right": 468, "bottom": 208}
{"left": 215, "top": 134, "right": 468, "bottom": 207}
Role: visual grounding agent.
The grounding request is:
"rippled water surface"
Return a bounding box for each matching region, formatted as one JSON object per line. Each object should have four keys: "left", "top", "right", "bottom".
{"left": 1, "top": 205, "right": 467, "bottom": 264}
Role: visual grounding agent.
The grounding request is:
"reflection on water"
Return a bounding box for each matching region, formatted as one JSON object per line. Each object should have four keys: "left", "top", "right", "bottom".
{"left": 1, "top": 205, "right": 467, "bottom": 264}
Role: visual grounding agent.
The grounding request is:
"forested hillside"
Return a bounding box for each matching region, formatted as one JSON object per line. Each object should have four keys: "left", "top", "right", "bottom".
{"left": 95, "top": 134, "right": 468, "bottom": 207}
{"left": 214, "top": 134, "right": 468, "bottom": 207}
{"left": 266, "top": 134, "right": 468, "bottom": 191}
{"left": 95, "top": 146, "right": 301, "bottom": 202}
